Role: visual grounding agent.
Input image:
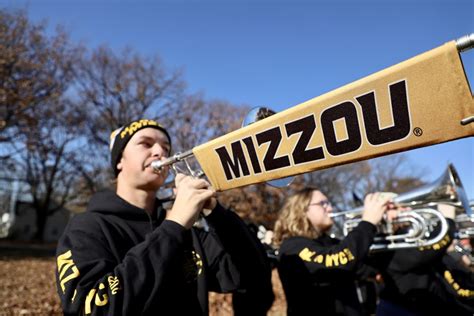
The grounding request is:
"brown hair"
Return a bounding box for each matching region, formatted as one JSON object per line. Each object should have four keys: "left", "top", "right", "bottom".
{"left": 273, "top": 187, "right": 322, "bottom": 247}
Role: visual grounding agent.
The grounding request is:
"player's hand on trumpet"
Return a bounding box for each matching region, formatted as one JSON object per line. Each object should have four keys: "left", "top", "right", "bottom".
{"left": 167, "top": 173, "right": 216, "bottom": 229}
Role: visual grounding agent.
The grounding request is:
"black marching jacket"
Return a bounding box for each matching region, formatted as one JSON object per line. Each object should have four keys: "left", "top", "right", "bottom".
{"left": 437, "top": 252, "right": 474, "bottom": 314}
{"left": 55, "top": 190, "right": 273, "bottom": 315}
{"left": 277, "top": 220, "right": 377, "bottom": 316}
{"left": 369, "top": 218, "right": 473, "bottom": 315}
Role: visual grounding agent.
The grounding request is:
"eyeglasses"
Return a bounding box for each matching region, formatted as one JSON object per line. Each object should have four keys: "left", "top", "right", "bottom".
{"left": 309, "top": 200, "right": 332, "bottom": 208}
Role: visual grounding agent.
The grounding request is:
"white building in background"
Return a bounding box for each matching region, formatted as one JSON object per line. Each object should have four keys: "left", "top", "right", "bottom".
{"left": 0, "top": 179, "right": 71, "bottom": 242}
{"left": 6, "top": 201, "right": 70, "bottom": 242}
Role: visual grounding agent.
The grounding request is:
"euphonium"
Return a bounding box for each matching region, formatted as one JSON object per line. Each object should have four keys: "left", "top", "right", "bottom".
{"left": 330, "top": 164, "right": 470, "bottom": 251}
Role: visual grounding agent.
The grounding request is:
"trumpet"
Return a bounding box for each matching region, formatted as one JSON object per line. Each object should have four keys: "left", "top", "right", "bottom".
{"left": 151, "top": 107, "right": 275, "bottom": 177}
{"left": 154, "top": 107, "right": 282, "bottom": 204}
{"left": 330, "top": 164, "right": 470, "bottom": 251}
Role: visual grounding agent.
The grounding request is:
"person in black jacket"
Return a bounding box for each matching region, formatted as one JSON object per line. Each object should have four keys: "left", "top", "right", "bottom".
{"left": 55, "top": 119, "right": 273, "bottom": 315}
{"left": 438, "top": 250, "right": 474, "bottom": 314}
{"left": 273, "top": 187, "right": 394, "bottom": 316}
{"left": 370, "top": 204, "right": 473, "bottom": 316}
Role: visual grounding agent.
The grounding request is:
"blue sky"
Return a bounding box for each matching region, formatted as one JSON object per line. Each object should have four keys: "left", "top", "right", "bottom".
{"left": 4, "top": 0, "right": 473, "bottom": 197}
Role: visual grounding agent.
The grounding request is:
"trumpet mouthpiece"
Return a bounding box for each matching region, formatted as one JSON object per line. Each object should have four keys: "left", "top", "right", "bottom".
{"left": 151, "top": 160, "right": 165, "bottom": 171}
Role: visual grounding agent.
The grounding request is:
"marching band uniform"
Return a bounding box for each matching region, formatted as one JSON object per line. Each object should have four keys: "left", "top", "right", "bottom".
{"left": 56, "top": 190, "right": 273, "bottom": 315}
{"left": 437, "top": 252, "right": 474, "bottom": 314}
{"left": 278, "top": 220, "right": 377, "bottom": 316}
{"left": 370, "top": 218, "right": 473, "bottom": 315}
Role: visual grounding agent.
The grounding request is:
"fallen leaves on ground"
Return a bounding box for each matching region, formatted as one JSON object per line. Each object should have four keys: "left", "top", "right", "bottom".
{"left": 0, "top": 257, "right": 286, "bottom": 315}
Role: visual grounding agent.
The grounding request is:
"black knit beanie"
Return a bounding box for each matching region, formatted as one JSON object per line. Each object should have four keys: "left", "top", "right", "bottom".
{"left": 109, "top": 119, "right": 171, "bottom": 177}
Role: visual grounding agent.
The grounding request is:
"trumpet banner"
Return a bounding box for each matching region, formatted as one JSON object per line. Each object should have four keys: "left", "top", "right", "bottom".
{"left": 193, "top": 41, "right": 474, "bottom": 191}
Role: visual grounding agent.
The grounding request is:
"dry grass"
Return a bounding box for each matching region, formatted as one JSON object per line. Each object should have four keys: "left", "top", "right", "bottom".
{"left": 0, "top": 257, "right": 286, "bottom": 316}
{"left": 0, "top": 257, "right": 62, "bottom": 315}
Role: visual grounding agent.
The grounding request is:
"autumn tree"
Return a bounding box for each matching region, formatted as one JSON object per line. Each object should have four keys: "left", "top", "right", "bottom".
{"left": 0, "top": 8, "right": 87, "bottom": 239}
{"left": 0, "top": 9, "right": 76, "bottom": 157}
{"left": 0, "top": 9, "right": 430, "bottom": 241}
{"left": 352, "top": 154, "right": 428, "bottom": 197}
{"left": 72, "top": 45, "right": 186, "bottom": 192}
{"left": 20, "top": 101, "right": 87, "bottom": 239}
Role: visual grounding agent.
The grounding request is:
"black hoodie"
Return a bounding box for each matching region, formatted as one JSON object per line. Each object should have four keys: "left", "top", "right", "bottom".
{"left": 436, "top": 252, "right": 474, "bottom": 314}
{"left": 277, "top": 220, "right": 377, "bottom": 316}
{"left": 368, "top": 218, "right": 474, "bottom": 315}
{"left": 55, "top": 190, "right": 273, "bottom": 315}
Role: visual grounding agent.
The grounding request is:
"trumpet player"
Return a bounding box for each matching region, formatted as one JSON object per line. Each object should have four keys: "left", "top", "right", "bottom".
{"left": 273, "top": 187, "right": 395, "bottom": 316}
{"left": 55, "top": 119, "right": 274, "bottom": 315}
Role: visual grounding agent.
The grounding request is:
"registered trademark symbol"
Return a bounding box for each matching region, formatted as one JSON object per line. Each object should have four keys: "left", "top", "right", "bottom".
{"left": 413, "top": 127, "right": 423, "bottom": 136}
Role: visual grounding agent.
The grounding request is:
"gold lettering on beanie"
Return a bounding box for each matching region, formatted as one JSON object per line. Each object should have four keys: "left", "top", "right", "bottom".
{"left": 120, "top": 119, "right": 160, "bottom": 139}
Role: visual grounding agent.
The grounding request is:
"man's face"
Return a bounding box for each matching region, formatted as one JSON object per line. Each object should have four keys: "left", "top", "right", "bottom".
{"left": 306, "top": 190, "right": 334, "bottom": 232}
{"left": 117, "top": 128, "right": 171, "bottom": 190}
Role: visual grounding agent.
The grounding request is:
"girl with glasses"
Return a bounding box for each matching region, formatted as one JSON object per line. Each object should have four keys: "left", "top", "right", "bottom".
{"left": 273, "top": 187, "right": 394, "bottom": 316}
